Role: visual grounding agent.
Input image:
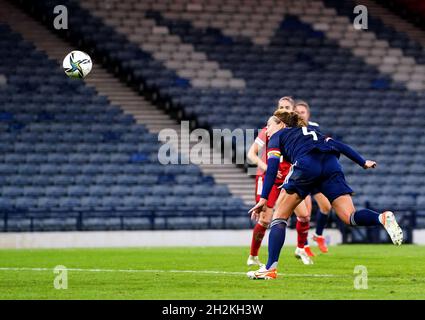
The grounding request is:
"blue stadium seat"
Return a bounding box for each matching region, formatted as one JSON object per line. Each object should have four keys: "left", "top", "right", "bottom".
{"left": 67, "top": 185, "right": 89, "bottom": 197}
{"left": 23, "top": 186, "right": 45, "bottom": 197}
{"left": 14, "top": 197, "right": 37, "bottom": 208}
{"left": 45, "top": 186, "right": 66, "bottom": 197}
{"left": 2, "top": 186, "right": 23, "bottom": 197}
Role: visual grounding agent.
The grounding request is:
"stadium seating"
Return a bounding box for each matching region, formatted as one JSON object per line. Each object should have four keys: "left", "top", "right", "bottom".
{"left": 324, "top": 0, "right": 425, "bottom": 64}
{"left": 7, "top": 0, "right": 425, "bottom": 231}
{"left": 0, "top": 23, "right": 248, "bottom": 231}
{"left": 29, "top": 0, "right": 422, "bottom": 209}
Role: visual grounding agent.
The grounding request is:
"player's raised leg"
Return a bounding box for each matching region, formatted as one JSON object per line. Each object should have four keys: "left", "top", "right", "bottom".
{"left": 331, "top": 195, "right": 403, "bottom": 245}
{"left": 318, "top": 155, "right": 403, "bottom": 245}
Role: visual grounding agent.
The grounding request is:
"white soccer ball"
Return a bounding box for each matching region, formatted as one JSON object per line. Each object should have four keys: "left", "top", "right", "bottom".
{"left": 63, "top": 50, "right": 92, "bottom": 79}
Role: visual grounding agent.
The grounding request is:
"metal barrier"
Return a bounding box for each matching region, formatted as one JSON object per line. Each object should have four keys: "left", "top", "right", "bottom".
{"left": 0, "top": 208, "right": 254, "bottom": 232}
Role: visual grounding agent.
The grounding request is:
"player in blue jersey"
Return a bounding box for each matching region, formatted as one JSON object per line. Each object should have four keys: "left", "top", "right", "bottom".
{"left": 295, "top": 100, "right": 332, "bottom": 255}
{"left": 247, "top": 110, "right": 403, "bottom": 280}
{"left": 247, "top": 96, "right": 313, "bottom": 267}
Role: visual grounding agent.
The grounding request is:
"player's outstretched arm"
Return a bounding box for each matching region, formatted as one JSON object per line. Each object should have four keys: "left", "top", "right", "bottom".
{"left": 326, "top": 138, "right": 375, "bottom": 169}
{"left": 261, "top": 156, "right": 280, "bottom": 199}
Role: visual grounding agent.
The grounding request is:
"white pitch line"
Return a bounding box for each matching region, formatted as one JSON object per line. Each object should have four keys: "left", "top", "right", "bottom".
{"left": 0, "top": 267, "right": 344, "bottom": 278}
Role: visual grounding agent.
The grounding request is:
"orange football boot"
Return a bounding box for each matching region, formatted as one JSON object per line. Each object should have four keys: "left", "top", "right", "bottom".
{"left": 304, "top": 245, "right": 316, "bottom": 257}
{"left": 313, "top": 234, "right": 329, "bottom": 253}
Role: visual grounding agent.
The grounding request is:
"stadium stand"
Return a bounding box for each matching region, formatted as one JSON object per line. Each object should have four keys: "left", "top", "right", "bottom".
{"left": 0, "top": 22, "right": 249, "bottom": 232}
{"left": 1, "top": 0, "right": 424, "bottom": 241}
{"left": 32, "top": 0, "right": 425, "bottom": 206}
{"left": 378, "top": 0, "right": 425, "bottom": 29}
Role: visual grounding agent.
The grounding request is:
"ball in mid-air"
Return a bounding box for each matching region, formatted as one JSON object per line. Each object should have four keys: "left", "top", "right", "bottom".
{"left": 63, "top": 50, "right": 92, "bottom": 78}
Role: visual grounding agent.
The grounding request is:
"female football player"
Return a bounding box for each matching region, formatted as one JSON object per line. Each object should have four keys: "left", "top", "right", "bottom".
{"left": 247, "top": 111, "right": 403, "bottom": 279}
{"left": 247, "top": 97, "right": 313, "bottom": 266}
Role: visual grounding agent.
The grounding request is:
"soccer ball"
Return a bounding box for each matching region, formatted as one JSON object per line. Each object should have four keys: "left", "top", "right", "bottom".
{"left": 63, "top": 50, "right": 92, "bottom": 78}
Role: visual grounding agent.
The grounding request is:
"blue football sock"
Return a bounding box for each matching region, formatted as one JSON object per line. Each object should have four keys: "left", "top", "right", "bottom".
{"left": 266, "top": 219, "right": 287, "bottom": 270}
{"left": 315, "top": 211, "right": 329, "bottom": 236}
{"left": 350, "top": 209, "right": 381, "bottom": 226}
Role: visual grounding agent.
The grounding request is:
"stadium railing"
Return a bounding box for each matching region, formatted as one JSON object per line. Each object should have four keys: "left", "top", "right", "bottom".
{"left": 1, "top": 206, "right": 423, "bottom": 245}
{"left": 0, "top": 209, "right": 254, "bottom": 232}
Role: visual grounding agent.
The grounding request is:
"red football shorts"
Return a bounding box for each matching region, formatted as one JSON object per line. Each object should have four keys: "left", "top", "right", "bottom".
{"left": 255, "top": 175, "right": 282, "bottom": 208}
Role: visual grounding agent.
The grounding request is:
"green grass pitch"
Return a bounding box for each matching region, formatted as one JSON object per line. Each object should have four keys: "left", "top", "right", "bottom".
{"left": 0, "top": 245, "right": 424, "bottom": 299}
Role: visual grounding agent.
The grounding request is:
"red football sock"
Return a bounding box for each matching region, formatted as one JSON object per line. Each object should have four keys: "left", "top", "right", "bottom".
{"left": 250, "top": 223, "right": 267, "bottom": 256}
{"left": 296, "top": 220, "right": 310, "bottom": 249}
